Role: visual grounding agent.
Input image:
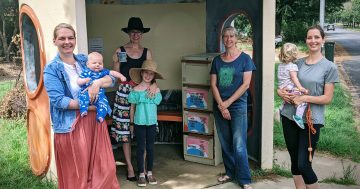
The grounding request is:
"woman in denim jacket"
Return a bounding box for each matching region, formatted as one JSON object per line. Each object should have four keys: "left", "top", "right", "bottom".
{"left": 43, "top": 23, "right": 120, "bottom": 189}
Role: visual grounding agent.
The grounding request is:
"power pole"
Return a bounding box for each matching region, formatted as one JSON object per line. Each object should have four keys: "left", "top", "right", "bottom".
{"left": 320, "top": 0, "right": 325, "bottom": 27}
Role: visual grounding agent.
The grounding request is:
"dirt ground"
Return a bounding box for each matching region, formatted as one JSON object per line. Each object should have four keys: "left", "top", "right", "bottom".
{"left": 0, "top": 62, "right": 22, "bottom": 82}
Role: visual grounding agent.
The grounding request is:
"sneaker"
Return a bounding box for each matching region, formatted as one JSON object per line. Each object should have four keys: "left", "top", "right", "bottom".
{"left": 293, "top": 115, "right": 305, "bottom": 129}
{"left": 242, "top": 184, "right": 253, "bottom": 189}
{"left": 137, "top": 176, "right": 146, "bottom": 187}
{"left": 147, "top": 175, "right": 157, "bottom": 185}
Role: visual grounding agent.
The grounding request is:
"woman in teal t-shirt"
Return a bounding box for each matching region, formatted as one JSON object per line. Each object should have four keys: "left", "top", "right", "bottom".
{"left": 128, "top": 60, "right": 164, "bottom": 187}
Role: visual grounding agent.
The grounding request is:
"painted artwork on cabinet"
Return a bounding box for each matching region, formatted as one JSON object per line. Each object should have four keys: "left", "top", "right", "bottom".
{"left": 186, "top": 136, "right": 209, "bottom": 158}
{"left": 185, "top": 88, "right": 208, "bottom": 109}
{"left": 186, "top": 113, "right": 209, "bottom": 134}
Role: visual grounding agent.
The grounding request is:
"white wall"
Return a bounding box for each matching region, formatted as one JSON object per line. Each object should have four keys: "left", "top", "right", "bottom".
{"left": 19, "top": 0, "right": 88, "bottom": 61}
{"left": 86, "top": 3, "right": 206, "bottom": 89}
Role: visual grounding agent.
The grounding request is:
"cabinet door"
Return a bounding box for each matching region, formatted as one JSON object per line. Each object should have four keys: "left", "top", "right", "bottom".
{"left": 183, "top": 111, "right": 214, "bottom": 135}
{"left": 184, "top": 134, "right": 214, "bottom": 160}
{"left": 182, "top": 87, "right": 213, "bottom": 111}
{"left": 182, "top": 62, "right": 212, "bottom": 85}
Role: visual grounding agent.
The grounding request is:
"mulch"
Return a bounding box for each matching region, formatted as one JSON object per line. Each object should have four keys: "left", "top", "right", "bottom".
{"left": 0, "top": 62, "right": 26, "bottom": 119}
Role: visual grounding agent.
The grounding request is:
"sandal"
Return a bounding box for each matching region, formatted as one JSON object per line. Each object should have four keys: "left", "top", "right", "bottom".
{"left": 242, "top": 184, "right": 253, "bottom": 189}
{"left": 126, "top": 170, "right": 137, "bottom": 182}
{"left": 217, "top": 175, "right": 232, "bottom": 183}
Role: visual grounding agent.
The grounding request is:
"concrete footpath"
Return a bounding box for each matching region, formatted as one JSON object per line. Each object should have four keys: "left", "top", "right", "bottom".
{"left": 209, "top": 150, "right": 360, "bottom": 189}
{"left": 114, "top": 145, "right": 360, "bottom": 189}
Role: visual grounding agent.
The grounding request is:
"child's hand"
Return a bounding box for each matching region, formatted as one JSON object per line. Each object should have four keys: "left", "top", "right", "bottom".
{"left": 299, "top": 87, "right": 309, "bottom": 95}
{"left": 120, "top": 75, "right": 127, "bottom": 82}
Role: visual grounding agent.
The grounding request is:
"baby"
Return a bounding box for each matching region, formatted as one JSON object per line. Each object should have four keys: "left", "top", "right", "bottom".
{"left": 77, "top": 52, "right": 126, "bottom": 122}
{"left": 278, "top": 43, "right": 308, "bottom": 129}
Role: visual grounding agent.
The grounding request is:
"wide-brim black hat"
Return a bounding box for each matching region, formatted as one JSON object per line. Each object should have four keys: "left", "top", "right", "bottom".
{"left": 122, "top": 17, "right": 150, "bottom": 33}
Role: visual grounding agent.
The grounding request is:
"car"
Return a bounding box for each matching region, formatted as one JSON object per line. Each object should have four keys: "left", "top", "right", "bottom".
{"left": 327, "top": 24, "right": 335, "bottom": 31}
{"left": 275, "top": 35, "right": 283, "bottom": 47}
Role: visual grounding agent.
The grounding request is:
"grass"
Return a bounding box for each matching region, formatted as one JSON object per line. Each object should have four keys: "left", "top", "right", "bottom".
{"left": 274, "top": 62, "right": 360, "bottom": 162}
{"left": 271, "top": 164, "right": 293, "bottom": 178}
{"left": 0, "top": 80, "right": 15, "bottom": 100}
{"left": 251, "top": 163, "right": 292, "bottom": 182}
{"left": 345, "top": 27, "right": 360, "bottom": 32}
{"left": 0, "top": 118, "right": 57, "bottom": 189}
{"left": 0, "top": 80, "right": 57, "bottom": 189}
{"left": 320, "top": 163, "right": 357, "bottom": 185}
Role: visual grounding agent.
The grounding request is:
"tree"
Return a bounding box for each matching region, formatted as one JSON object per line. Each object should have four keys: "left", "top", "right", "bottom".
{"left": 0, "top": 0, "right": 19, "bottom": 62}
{"left": 336, "top": 1, "right": 360, "bottom": 27}
{"left": 352, "top": 0, "right": 360, "bottom": 25}
{"left": 234, "top": 14, "right": 253, "bottom": 39}
{"left": 276, "top": 0, "right": 348, "bottom": 39}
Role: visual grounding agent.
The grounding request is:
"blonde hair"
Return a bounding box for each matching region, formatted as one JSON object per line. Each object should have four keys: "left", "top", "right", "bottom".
{"left": 88, "top": 52, "right": 103, "bottom": 60}
{"left": 222, "top": 26, "right": 238, "bottom": 38}
{"left": 278, "top": 43, "right": 298, "bottom": 63}
{"left": 53, "top": 23, "right": 76, "bottom": 39}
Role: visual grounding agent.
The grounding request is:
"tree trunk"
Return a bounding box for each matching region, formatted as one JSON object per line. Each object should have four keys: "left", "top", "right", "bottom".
{"left": 0, "top": 14, "right": 18, "bottom": 63}
{"left": 6, "top": 26, "right": 18, "bottom": 62}
{"left": 0, "top": 14, "right": 10, "bottom": 62}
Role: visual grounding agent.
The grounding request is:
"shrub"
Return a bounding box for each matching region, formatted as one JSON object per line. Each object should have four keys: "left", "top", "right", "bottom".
{"left": 282, "top": 21, "right": 308, "bottom": 43}
{"left": 0, "top": 82, "right": 26, "bottom": 119}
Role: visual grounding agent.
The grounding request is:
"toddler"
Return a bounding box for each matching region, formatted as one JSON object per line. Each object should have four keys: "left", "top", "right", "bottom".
{"left": 278, "top": 43, "right": 308, "bottom": 129}
{"left": 77, "top": 52, "right": 126, "bottom": 122}
{"left": 128, "top": 60, "right": 164, "bottom": 187}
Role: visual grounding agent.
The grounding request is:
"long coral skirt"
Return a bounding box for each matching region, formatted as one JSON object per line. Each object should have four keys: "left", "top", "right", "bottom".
{"left": 54, "top": 111, "right": 120, "bottom": 189}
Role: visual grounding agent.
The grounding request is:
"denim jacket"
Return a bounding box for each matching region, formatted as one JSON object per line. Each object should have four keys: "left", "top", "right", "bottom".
{"left": 43, "top": 53, "right": 114, "bottom": 133}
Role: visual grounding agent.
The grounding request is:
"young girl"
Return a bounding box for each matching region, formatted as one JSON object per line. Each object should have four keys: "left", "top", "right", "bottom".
{"left": 128, "top": 60, "right": 164, "bottom": 187}
{"left": 278, "top": 43, "right": 309, "bottom": 129}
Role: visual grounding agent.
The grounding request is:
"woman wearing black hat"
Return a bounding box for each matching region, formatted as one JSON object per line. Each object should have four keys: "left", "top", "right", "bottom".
{"left": 110, "top": 17, "right": 156, "bottom": 182}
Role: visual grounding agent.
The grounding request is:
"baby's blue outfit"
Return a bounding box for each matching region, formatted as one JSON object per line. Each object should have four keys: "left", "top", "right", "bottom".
{"left": 78, "top": 68, "right": 111, "bottom": 122}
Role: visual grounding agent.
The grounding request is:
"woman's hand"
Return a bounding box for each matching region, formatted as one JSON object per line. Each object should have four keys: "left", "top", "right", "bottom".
{"left": 85, "top": 79, "right": 101, "bottom": 103}
{"left": 277, "top": 88, "right": 294, "bottom": 104}
{"left": 221, "top": 108, "right": 231, "bottom": 120}
{"left": 292, "top": 95, "right": 306, "bottom": 106}
{"left": 218, "top": 100, "right": 230, "bottom": 111}
{"left": 147, "top": 82, "right": 158, "bottom": 98}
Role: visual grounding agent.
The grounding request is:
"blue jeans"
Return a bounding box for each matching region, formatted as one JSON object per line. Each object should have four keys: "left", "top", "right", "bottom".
{"left": 214, "top": 108, "right": 251, "bottom": 185}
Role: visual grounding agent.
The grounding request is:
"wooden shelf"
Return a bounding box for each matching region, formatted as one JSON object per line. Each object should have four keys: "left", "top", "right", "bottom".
{"left": 183, "top": 83, "right": 210, "bottom": 88}
{"left": 184, "top": 108, "right": 212, "bottom": 114}
{"left": 158, "top": 111, "right": 182, "bottom": 122}
{"left": 183, "top": 131, "right": 213, "bottom": 137}
{"left": 106, "top": 111, "right": 182, "bottom": 125}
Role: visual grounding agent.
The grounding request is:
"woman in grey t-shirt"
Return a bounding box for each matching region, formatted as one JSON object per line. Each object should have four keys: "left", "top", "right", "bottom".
{"left": 277, "top": 25, "right": 339, "bottom": 189}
